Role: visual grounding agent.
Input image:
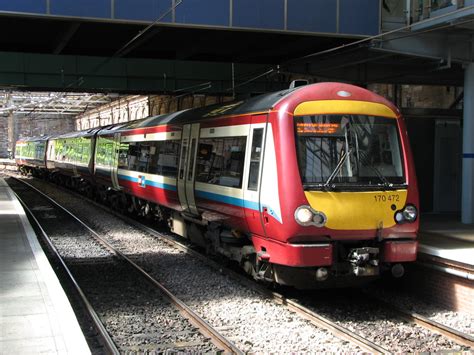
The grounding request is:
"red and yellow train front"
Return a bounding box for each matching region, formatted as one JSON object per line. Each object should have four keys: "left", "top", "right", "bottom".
{"left": 251, "top": 84, "right": 419, "bottom": 287}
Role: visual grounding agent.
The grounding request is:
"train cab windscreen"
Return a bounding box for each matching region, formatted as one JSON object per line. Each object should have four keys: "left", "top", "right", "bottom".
{"left": 295, "top": 115, "right": 405, "bottom": 189}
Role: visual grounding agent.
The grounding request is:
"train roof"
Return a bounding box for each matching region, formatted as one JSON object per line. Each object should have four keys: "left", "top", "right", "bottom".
{"left": 20, "top": 83, "right": 401, "bottom": 141}
{"left": 109, "top": 82, "right": 398, "bottom": 134}
{"left": 51, "top": 126, "right": 105, "bottom": 140}
{"left": 17, "top": 135, "right": 50, "bottom": 143}
{"left": 106, "top": 88, "right": 295, "bottom": 134}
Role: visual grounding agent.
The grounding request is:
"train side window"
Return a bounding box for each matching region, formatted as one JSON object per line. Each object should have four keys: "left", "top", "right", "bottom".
{"left": 101, "top": 143, "right": 113, "bottom": 166}
{"left": 248, "top": 128, "right": 264, "bottom": 191}
{"left": 36, "top": 143, "right": 45, "bottom": 161}
{"left": 157, "top": 141, "right": 180, "bottom": 178}
{"left": 135, "top": 140, "right": 181, "bottom": 177}
{"left": 96, "top": 138, "right": 115, "bottom": 167}
{"left": 118, "top": 142, "right": 130, "bottom": 169}
{"left": 187, "top": 139, "right": 197, "bottom": 181}
{"left": 82, "top": 139, "right": 91, "bottom": 164}
{"left": 195, "top": 136, "right": 247, "bottom": 188}
{"left": 126, "top": 142, "right": 150, "bottom": 172}
{"left": 75, "top": 140, "right": 83, "bottom": 163}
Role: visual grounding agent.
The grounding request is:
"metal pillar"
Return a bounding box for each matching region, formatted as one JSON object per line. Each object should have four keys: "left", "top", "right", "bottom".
{"left": 462, "top": 63, "right": 474, "bottom": 224}
{"left": 7, "top": 113, "right": 14, "bottom": 159}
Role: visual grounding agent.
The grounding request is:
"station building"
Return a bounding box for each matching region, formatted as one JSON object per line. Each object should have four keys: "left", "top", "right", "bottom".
{"left": 0, "top": 0, "right": 472, "bottom": 320}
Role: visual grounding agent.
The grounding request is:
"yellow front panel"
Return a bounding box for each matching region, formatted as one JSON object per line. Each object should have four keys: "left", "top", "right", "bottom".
{"left": 304, "top": 190, "right": 408, "bottom": 230}
{"left": 294, "top": 100, "right": 398, "bottom": 118}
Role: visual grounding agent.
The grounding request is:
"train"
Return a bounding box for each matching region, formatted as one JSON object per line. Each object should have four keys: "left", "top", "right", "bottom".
{"left": 15, "top": 82, "right": 419, "bottom": 288}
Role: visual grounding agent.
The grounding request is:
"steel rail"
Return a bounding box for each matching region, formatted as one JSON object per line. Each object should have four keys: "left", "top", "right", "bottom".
{"left": 405, "top": 311, "right": 474, "bottom": 348}
{"left": 126, "top": 213, "right": 474, "bottom": 353}
{"left": 62, "top": 188, "right": 391, "bottom": 354}
{"left": 11, "top": 176, "right": 243, "bottom": 355}
{"left": 125, "top": 220, "right": 392, "bottom": 354}
{"left": 364, "top": 295, "right": 474, "bottom": 349}
{"left": 12, "top": 174, "right": 474, "bottom": 352}
{"left": 12, "top": 191, "right": 120, "bottom": 355}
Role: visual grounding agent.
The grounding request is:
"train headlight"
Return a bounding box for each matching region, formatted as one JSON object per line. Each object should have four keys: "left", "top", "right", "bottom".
{"left": 394, "top": 205, "right": 418, "bottom": 224}
{"left": 295, "top": 206, "right": 313, "bottom": 225}
{"left": 395, "top": 211, "right": 404, "bottom": 223}
{"left": 295, "top": 206, "right": 327, "bottom": 227}
{"left": 312, "top": 212, "right": 327, "bottom": 227}
{"left": 402, "top": 205, "right": 418, "bottom": 222}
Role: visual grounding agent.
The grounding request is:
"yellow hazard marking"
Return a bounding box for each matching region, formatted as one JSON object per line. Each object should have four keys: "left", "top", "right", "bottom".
{"left": 294, "top": 100, "right": 398, "bottom": 118}
{"left": 304, "top": 190, "right": 408, "bottom": 230}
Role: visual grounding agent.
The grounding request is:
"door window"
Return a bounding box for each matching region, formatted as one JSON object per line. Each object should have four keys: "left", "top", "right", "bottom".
{"left": 248, "top": 128, "right": 264, "bottom": 191}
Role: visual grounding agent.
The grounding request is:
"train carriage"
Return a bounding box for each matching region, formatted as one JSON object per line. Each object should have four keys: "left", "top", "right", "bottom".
{"left": 15, "top": 136, "right": 49, "bottom": 176}
{"left": 17, "top": 82, "right": 419, "bottom": 288}
{"left": 93, "top": 82, "right": 419, "bottom": 288}
{"left": 46, "top": 128, "right": 100, "bottom": 193}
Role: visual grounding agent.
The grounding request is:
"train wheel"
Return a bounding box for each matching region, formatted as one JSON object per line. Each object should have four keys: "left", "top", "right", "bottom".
{"left": 113, "top": 193, "right": 124, "bottom": 213}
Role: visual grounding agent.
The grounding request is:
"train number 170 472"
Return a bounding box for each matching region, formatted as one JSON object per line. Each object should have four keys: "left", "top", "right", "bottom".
{"left": 374, "top": 194, "right": 400, "bottom": 202}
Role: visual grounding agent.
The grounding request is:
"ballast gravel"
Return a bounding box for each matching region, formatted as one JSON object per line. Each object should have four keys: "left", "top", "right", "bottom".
{"left": 366, "top": 284, "right": 474, "bottom": 337}
{"left": 8, "top": 177, "right": 218, "bottom": 354}
{"left": 27, "top": 180, "right": 362, "bottom": 353}
{"left": 295, "top": 291, "right": 470, "bottom": 353}
{"left": 19, "top": 175, "right": 474, "bottom": 353}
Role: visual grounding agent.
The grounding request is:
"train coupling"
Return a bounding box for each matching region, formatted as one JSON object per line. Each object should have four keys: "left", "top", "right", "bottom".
{"left": 348, "top": 247, "right": 380, "bottom": 277}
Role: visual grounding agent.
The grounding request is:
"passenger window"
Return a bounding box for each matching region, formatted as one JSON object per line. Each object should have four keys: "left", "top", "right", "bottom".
{"left": 248, "top": 128, "right": 264, "bottom": 191}
{"left": 118, "top": 143, "right": 130, "bottom": 169}
{"left": 195, "top": 136, "right": 247, "bottom": 188}
{"left": 179, "top": 139, "right": 188, "bottom": 180}
{"left": 96, "top": 138, "right": 115, "bottom": 167}
{"left": 121, "top": 140, "right": 181, "bottom": 178}
{"left": 188, "top": 139, "right": 197, "bottom": 181}
{"left": 127, "top": 142, "right": 150, "bottom": 172}
{"left": 147, "top": 140, "right": 181, "bottom": 178}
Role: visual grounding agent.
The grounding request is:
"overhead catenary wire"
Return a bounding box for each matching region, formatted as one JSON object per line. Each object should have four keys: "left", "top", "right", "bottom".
{"left": 17, "top": 3, "right": 474, "bottom": 120}
{"left": 84, "top": 7, "right": 474, "bottom": 121}
{"left": 220, "top": 6, "right": 474, "bottom": 92}
{"left": 289, "top": 4, "right": 474, "bottom": 63}
{"left": 71, "top": 0, "right": 183, "bottom": 85}
{"left": 113, "top": 0, "right": 183, "bottom": 58}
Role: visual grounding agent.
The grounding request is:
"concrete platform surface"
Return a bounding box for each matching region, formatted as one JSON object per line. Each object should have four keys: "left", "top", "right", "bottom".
{"left": 0, "top": 178, "right": 90, "bottom": 354}
{"left": 419, "top": 214, "right": 474, "bottom": 267}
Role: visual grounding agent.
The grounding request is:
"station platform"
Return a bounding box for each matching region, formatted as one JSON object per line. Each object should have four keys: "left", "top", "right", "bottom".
{"left": 0, "top": 178, "right": 90, "bottom": 354}
{"left": 418, "top": 214, "right": 474, "bottom": 268}
{"left": 0, "top": 159, "right": 16, "bottom": 171}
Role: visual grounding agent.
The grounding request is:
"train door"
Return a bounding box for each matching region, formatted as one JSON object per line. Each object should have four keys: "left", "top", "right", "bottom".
{"left": 177, "top": 123, "right": 200, "bottom": 216}
{"left": 46, "top": 140, "right": 55, "bottom": 170}
{"left": 243, "top": 115, "right": 267, "bottom": 235}
{"left": 110, "top": 133, "right": 121, "bottom": 190}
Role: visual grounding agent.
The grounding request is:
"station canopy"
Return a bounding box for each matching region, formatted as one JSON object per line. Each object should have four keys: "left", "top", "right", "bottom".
{"left": 0, "top": 91, "right": 116, "bottom": 119}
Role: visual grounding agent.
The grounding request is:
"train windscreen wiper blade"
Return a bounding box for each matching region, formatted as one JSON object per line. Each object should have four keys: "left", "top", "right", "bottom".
{"left": 368, "top": 165, "right": 393, "bottom": 188}
{"left": 324, "top": 148, "right": 353, "bottom": 188}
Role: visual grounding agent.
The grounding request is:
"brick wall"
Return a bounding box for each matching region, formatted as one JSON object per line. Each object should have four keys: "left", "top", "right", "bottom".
{"left": 369, "top": 84, "right": 460, "bottom": 109}
{"left": 76, "top": 94, "right": 233, "bottom": 130}
{"left": 0, "top": 117, "right": 8, "bottom": 158}
{"left": 402, "top": 264, "right": 474, "bottom": 315}
{"left": 11, "top": 116, "right": 75, "bottom": 156}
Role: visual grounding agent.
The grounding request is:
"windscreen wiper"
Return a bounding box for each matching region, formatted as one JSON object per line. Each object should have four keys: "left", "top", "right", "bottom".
{"left": 324, "top": 148, "right": 352, "bottom": 188}
{"left": 367, "top": 165, "right": 393, "bottom": 189}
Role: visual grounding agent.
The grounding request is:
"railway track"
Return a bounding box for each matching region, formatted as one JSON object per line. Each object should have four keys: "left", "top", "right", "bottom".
{"left": 111, "top": 208, "right": 391, "bottom": 353}
{"left": 366, "top": 296, "right": 474, "bottom": 349}
{"left": 67, "top": 176, "right": 470, "bottom": 352}
{"left": 17, "top": 191, "right": 120, "bottom": 354}
{"left": 8, "top": 176, "right": 241, "bottom": 354}
{"left": 113, "top": 207, "right": 474, "bottom": 353}
{"left": 6, "top": 173, "right": 473, "bottom": 353}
